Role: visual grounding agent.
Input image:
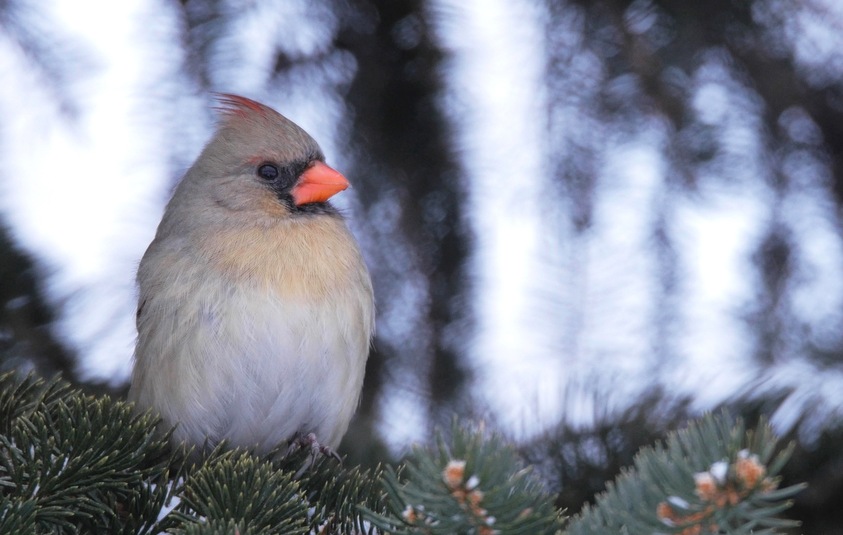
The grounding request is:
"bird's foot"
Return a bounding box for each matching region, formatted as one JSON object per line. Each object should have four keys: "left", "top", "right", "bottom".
{"left": 288, "top": 432, "right": 342, "bottom": 463}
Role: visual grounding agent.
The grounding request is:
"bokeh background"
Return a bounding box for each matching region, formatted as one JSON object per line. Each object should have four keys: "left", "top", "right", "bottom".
{"left": 2, "top": 0, "right": 843, "bottom": 530}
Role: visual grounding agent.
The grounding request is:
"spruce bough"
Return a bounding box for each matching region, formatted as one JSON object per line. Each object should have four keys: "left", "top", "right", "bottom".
{"left": 0, "top": 373, "right": 802, "bottom": 534}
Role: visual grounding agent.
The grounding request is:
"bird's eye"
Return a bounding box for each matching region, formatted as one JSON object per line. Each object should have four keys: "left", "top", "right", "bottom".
{"left": 257, "top": 164, "right": 279, "bottom": 180}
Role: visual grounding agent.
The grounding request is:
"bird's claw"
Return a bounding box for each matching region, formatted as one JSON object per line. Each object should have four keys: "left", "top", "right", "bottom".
{"left": 289, "top": 432, "right": 342, "bottom": 463}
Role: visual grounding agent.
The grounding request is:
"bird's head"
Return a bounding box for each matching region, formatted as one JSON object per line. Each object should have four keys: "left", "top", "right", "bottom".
{"left": 184, "top": 94, "right": 349, "bottom": 220}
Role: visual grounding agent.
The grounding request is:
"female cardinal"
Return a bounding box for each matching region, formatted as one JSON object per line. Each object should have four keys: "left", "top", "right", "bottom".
{"left": 128, "top": 94, "right": 374, "bottom": 458}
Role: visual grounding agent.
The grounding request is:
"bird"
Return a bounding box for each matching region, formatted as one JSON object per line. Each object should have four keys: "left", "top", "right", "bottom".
{"left": 128, "top": 94, "right": 374, "bottom": 460}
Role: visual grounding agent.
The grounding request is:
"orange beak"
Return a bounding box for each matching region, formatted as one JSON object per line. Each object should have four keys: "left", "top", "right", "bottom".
{"left": 291, "top": 161, "right": 349, "bottom": 206}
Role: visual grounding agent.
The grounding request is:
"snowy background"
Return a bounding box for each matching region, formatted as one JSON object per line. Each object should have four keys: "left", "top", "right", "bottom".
{"left": 2, "top": 0, "right": 843, "bottom": 453}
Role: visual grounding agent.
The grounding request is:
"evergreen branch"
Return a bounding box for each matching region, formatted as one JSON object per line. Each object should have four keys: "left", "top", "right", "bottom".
{"left": 0, "top": 372, "right": 72, "bottom": 436}
{"left": 0, "top": 372, "right": 176, "bottom": 533}
{"left": 363, "top": 420, "right": 565, "bottom": 534}
{"left": 278, "top": 452, "right": 386, "bottom": 534}
{"left": 0, "top": 373, "right": 806, "bottom": 534}
{"left": 564, "top": 411, "right": 804, "bottom": 535}
{"left": 0, "top": 372, "right": 389, "bottom": 534}
{"left": 166, "top": 449, "right": 309, "bottom": 535}
{"left": 0, "top": 497, "right": 38, "bottom": 534}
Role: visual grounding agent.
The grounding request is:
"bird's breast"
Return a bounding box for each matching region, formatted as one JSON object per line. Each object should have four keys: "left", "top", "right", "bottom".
{"left": 197, "top": 215, "right": 367, "bottom": 300}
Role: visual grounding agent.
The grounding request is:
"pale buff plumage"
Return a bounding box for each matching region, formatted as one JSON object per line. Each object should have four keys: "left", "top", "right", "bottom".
{"left": 128, "top": 95, "right": 374, "bottom": 455}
